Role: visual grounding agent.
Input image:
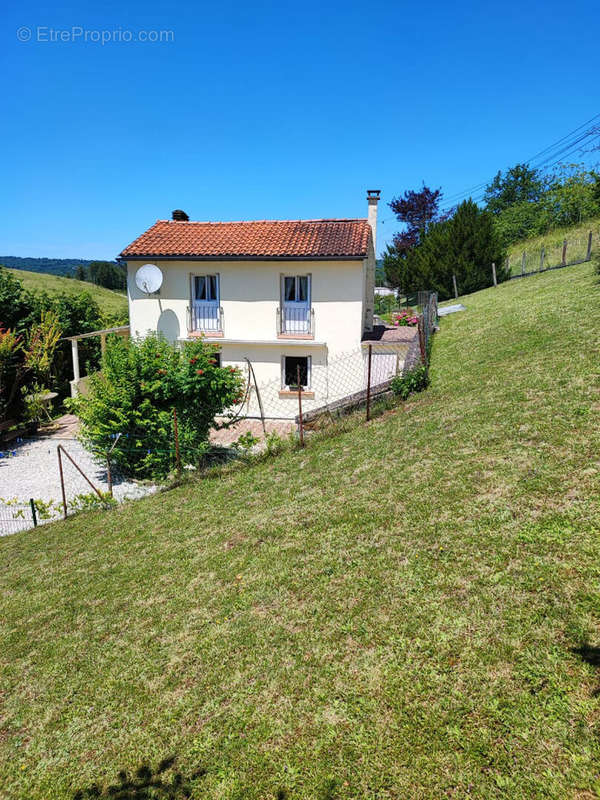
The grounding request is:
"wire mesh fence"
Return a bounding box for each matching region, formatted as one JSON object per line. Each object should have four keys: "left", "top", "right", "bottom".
{"left": 0, "top": 437, "right": 158, "bottom": 536}
{"left": 0, "top": 293, "right": 439, "bottom": 536}
{"left": 507, "top": 229, "right": 596, "bottom": 278}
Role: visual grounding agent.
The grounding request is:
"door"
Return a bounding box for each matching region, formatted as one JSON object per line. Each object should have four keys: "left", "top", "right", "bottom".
{"left": 193, "top": 275, "right": 220, "bottom": 331}
{"left": 282, "top": 275, "right": 310, "bottom": 334}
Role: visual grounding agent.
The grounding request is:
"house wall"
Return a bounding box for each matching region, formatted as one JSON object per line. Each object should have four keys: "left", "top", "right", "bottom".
{"left": 126, "top": 258, "right": 367, "bottom": 358}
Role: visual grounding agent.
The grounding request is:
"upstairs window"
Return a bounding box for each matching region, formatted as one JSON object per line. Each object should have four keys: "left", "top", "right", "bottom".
{"left": 283, "top": 275, "right": 309, "bottom": 304}
{"left": 194, "top": 275, "right": 219, "bottom": 303}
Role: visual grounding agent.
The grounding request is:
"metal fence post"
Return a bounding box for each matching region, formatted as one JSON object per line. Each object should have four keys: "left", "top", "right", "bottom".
{"left": 521, "top": 251, "right": 526, "bottom": 276}
{"left": 452, "top": 274, "right": 458, "bottom": 299}
{"left": 297, "top": 364, "right": 304, "bottom": 446}
{"left": 173, "top": 407, "right": 182, "bottom": 477}
{"left": 561, "top": 239, "right": 567, "bottom": 267}
{"left": 366, "top": 344, "right": 373, "bottom": 422}
{"left": 586, "top": 231, "right": 593, "bottom": 261}
{"left": 29, "top": 498, "right": 37, "bottom": 528}
{"left": 540, "top": 246, "right": 545, "bottom": 272}
{"left": 57, "top": 446, "right": 67, "bottom": 519}
{"left": 492, "top": 262, "right": 497, "bottom": 287}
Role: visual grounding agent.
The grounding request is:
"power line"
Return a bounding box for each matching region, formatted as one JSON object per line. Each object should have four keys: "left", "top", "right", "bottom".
{"left": 440, "top": 113, "right": 600, "bottom": 209}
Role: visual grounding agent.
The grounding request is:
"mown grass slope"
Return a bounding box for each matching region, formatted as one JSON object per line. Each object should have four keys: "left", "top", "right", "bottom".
{"left": 6, "top": 267, "right": 128, "bottom": 319}
{"left": 507, "top": 216, "right": 600, "bottom": 275}
{"left": 2, "top": 261, "right": 600, "bottom": 799}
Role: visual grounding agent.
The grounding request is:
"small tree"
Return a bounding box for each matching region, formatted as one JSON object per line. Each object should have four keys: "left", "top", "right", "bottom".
{"left": 70, "top": 334, "right": 244, "bottom": 479}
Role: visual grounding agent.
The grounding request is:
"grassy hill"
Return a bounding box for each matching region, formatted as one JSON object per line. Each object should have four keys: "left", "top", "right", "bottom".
{"left": 507, "top": 215, "right": 600, "bottom": 276}
{"left": 3, "top": 260, "right": 600, "bottom": 797}
{"left": 7, "top": 267, "right": 128, "bottom": 319}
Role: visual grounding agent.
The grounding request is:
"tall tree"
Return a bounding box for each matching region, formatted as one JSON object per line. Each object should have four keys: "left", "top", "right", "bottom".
{"left": 483, "top": 164, "right": 546, "bottom": 215}
{"left": 384, "top": 184, "right": 447, "bottom": 292}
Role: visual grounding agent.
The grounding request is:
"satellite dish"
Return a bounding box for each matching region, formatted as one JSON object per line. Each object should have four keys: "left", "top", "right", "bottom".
{"left": 135, "top": 264, "right": 163, "bottom": 294}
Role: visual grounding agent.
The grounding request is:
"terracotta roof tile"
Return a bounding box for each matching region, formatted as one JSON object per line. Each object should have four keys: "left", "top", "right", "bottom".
{"left": 120, "top": 218, "right": 371, "bottom": 259}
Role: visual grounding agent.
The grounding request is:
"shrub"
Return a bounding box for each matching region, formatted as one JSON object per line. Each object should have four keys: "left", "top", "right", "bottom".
{"left": 391, "top": 309, "right": 418, "bottom": 327}
{"left": 390, "top": 365, "right": 429, "bottom": 400}
{"left": 69, "top": 334, "right": 244, "bottom": 479}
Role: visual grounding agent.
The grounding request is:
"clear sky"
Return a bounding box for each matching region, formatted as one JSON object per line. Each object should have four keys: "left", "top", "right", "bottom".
{"left": 2, "top": 0, "right": 598, "bottom": 260}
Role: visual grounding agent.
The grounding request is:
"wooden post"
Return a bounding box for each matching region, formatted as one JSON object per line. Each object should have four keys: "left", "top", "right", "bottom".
{"left": 297, "top": 365, "right": 304, "bottom": 447}
{"left": 540, "top": 247, "right": 545, "bottom": 272}
{"left": 418, "top": 315, "right": 426, "bottom": 363}
{"left": 492, "top": 262, "right": 497, "bottom": 287}
{"left": 366, "top": 345, "right": 373, "bottom": 422}
{"left": 71, "top": 338, "right": 80, "bottom": 383}
{"left": 521, "top": 251, "right": 526, "bottom": 276}
{"left": 561, "top": 239, "right": 567, "bottom": 267}
{"left": 57, "top": 446, "right": 67, "bottom": 519}
{"left": 173, "top": 407, "right": 182, "bottom": 477}
{"left": 29, "top": 498, "right": 37, "bottom": 528}
{"left": 106, "top": 458, "right": 113, "bottom": 497}
{"left": 586, "top": 230, "right": 593, "bottom": 261}
{"left": 452, "top": 274, "right": 458, "bottom": 299}
{"left": 100, "top": 333, "right": 107, "bottom": 358}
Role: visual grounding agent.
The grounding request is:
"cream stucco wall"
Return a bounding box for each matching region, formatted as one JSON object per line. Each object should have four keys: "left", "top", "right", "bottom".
{"left": 126, "top": 258, "right": 367, "bottom": 357}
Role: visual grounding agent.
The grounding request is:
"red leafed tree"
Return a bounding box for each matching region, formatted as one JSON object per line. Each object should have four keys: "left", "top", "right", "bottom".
{"left": 389, "top": 185, "right": 447, "bottom": 252}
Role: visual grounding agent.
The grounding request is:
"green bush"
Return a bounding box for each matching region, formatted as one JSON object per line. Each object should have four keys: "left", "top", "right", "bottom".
{"left": 390, "top": 365, "right": 429, "bottom": 400}
{"left": 69, "top": 334, "right": 244, "bottom": 479}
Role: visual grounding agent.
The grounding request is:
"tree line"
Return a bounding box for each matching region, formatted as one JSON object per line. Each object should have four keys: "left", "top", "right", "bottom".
{"left": 383, "top": 162, "right": 600, "bottom": 300}
{"left": 74, "top": 261, "right": 127, "bottom": 291}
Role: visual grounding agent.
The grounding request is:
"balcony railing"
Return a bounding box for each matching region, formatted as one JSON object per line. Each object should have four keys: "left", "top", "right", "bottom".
{"left": 277, "top": 306, "right": 314, "bottom": 336}
{"left": 188, "top": 303, "right": 223, "bottom": 333}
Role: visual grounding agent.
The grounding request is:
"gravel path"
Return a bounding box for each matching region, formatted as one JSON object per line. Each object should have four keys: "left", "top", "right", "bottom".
{"left": 0, "top": 438, "right": 157, "bottom": 535}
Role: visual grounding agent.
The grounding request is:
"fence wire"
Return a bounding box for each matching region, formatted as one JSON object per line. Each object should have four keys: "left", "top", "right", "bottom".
{"left": 507, "top": 230, "right": 597, "bottom": 278}
{"left": 1, "top": 293, "right": 439, "bottom": 536}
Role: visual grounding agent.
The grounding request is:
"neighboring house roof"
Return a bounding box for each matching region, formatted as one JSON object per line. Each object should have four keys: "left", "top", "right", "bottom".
{"left": 362, "top": 325, "right": 419, "bottom": 343}
{"left": 119, "top": 218, "right": 372, "bottom": 260}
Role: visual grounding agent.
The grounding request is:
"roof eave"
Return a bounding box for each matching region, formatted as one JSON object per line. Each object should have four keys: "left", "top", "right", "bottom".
{"left": 118, "top": 253, "right": 367, "bottom": 262}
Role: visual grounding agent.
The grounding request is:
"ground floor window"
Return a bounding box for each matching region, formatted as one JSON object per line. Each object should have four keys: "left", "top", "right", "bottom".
{"left": 282, "top": 355, "right": 310, "bottom": 390}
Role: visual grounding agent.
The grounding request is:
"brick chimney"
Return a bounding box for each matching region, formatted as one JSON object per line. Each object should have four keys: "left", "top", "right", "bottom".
{"left": 367, "top": 190, "right": 380, "bottom": 255}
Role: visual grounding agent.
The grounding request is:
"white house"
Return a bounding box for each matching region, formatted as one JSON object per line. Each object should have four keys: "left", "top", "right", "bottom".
{"left": 119, "top": 190, "right": 414, "bottom": 420}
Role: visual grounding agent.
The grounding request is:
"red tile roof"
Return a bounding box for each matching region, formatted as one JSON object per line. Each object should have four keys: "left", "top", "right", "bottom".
{"left": 120, "top": 218, "right": 371, "bottom": 259}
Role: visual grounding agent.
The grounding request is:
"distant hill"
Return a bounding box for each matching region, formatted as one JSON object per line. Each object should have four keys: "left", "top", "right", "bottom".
{"left": 6, "top": 268, "right": 128, "bottom": 320}
{"left": 0, "top": 256, "right": 117, "bottom": 277}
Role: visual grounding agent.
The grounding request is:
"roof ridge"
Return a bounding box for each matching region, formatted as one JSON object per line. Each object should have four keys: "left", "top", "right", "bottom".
{"left": 155, "top": 217, "right": 368, "bottom": 225}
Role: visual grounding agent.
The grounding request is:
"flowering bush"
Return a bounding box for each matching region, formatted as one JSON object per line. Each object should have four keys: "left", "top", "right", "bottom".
{"left": 69, "top": 333, "right": 243, "bottom": 479}
{"left": 392, "top": 309, "right": 419, "bottom": 327}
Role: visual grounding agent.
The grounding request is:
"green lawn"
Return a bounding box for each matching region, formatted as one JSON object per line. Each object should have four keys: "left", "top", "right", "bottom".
{"left": 3, "top": 262, "right": 600, "bottom": 798}
{"left": 6, "top": 268, "right": 128, "bottom": 319}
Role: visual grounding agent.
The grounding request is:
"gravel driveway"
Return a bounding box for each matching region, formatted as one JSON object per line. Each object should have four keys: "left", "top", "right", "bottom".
{"left": 0, "top": 437, "right": 156, "bottom": 535}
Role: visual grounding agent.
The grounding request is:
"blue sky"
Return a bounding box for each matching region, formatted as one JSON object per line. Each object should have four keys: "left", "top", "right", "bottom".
{"left": 2, "top": 0, "right": 598, "bottom": 260}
